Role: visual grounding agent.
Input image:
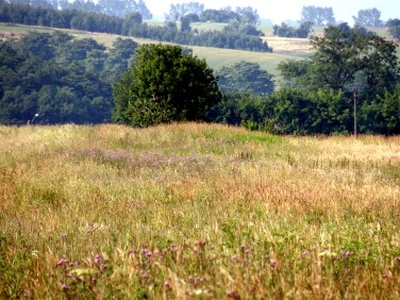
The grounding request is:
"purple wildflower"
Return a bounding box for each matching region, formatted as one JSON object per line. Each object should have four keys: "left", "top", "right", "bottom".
{"left": 226, "top": 290, "right": 240, "bottom": 299}
{"left": 231, "top": 254, "right": 238, "bottom": 261}
{"left": 57, "top": 258, "right": 69, "bottom": 266}
{"left": 94, "top": 254, "right": 101, "bottom": 264}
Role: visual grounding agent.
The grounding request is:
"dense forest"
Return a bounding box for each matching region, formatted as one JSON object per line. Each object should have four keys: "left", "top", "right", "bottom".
{"left": 0, "top": 32, "right": 137, "bottom": 125}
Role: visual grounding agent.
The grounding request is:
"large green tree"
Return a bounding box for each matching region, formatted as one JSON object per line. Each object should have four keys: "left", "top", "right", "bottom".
{"left": 279, "top": 24, "right": 399, "bottom": 97}
{"left": 301, "top": 5, "right": 335, "bottom": 26}
{"left": 112, "top": 44, "right": 221, "bottom": 127}
{"left": 216, "top": 61, "right": 274, "bottom": 96}
{"left": 277, "top": 24, "right": 400, "bottom": 134}
{"left": 353, "top": 8, "right": 383, "bottom": 27}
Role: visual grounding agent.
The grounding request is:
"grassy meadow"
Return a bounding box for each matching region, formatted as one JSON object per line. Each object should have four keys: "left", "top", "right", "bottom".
{"left": 1, "top": 123, "right": 400, "bottom": 299}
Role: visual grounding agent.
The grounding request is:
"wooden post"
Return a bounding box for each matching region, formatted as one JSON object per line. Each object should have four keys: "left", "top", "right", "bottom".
{"left": 353, "top": 87, "right": 357, "bottom": 138}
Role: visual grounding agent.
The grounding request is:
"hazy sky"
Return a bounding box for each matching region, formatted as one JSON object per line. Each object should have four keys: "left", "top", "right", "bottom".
{"left": 147, "top": 0, "right": 399, "bottom": 24}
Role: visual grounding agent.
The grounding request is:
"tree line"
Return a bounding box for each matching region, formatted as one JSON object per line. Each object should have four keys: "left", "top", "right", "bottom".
{"left": 112, "top": 24, "right": 400, "bottom": 135}
{"left": 0, "top": 30, "right": 273, "bottom": 126}
{"left": 7, "top": 0, "right": 152, "bottom": 19}
{"left": 214, "top": 24, "right": 400, "bottom": 135}
{"left": 0, "top": 31, "right": 138, "bottom": 125}
{"left": 273, "top": 6, "right": 400, "bottom": 39}
{"left": 1, "top": 23, "right": 399, "bottom": 134}
{"left": 0, "top": 1, "right": 271, "bottom": 52}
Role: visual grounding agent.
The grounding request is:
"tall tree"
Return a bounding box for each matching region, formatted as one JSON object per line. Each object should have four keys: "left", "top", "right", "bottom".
{"left": 279, "top": 24, "right": 399, "bottom": 98}
{"left": 165, "top": 2, "right": 204, "bottom": 21}
{"left": 301, "top": 6, "right": 335, "bottom": 26}
{"left": 112, "top": 44, "right": 221, "bottom": 127}
{"left": 353, "top": 8, "right": 383, "bottom": 27}
{"left": 235, "top": 6, "right": 260, "bottom": 25}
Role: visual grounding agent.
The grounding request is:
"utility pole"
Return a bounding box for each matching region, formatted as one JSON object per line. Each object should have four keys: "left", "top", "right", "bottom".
{"left": 353, "top": 86, "right": 357, "bottom": 138}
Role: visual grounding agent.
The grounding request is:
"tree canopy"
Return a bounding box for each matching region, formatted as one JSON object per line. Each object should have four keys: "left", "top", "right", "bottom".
{"left": 273, "top": 22, "right": 313, "bottom": 38}
{"left": 217, "top": 61, "right": 274, "bottom": 96}
{"left": 300, "top": 6, "right": 336, "bottom": 26}
{"left": 279, "top": 24, "right": 399, "bottom": 98}
{"left": 276, "top": 24, "right": 400, "bottom": 134}
{"left": 112, "top": 44, "right": 222, "bottom": 127}
{"left": 353, "top": 8, "right": 383, "bottom": 27}
{"left": 0, "top": 31, "right": 137, "bottom": 125}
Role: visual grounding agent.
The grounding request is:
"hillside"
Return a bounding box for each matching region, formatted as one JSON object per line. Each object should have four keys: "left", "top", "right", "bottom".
{"left": 2, "top": 22, "right": 398, "bottom": 77}
{"left": 1, "top": 123, "right": 400, "bottom": 298}
{"left": 0, "top": 23, "right": 309, "bottom": 76}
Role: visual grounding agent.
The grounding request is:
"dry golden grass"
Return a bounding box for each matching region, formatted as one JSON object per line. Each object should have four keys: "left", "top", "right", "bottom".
{"left": 1, "top": 123, "right": 400, "bottom": 299}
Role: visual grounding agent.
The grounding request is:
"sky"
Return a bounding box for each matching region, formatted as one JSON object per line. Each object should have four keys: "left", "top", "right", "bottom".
{"left": 146, "top": 0, "right": 400, "bottom": 24}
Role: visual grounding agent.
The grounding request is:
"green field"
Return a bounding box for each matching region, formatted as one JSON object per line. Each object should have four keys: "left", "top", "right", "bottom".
{"left": 1, "top": 123, "right": 400, "bottom": 298}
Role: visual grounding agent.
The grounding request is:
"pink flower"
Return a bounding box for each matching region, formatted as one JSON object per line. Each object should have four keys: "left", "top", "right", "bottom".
{"left": 94, "top": 254, "right": 101, "bottom": 264}
{"left": 61, "top": 283, "right": 69, "bottom": 291}
{"left": 226, "top": 290, "right": 240, "bottom": 299}
{"left": 164, "top": 280, "right": 171, "bottom": 287}
{"left": 57, "top": 258, "right": 68, "bottom": 266}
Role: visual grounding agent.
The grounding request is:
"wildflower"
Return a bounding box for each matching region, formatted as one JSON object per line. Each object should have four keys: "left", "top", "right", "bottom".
{"left": 100, "top": 263, "right": 107, "bottom": 270}
{"left": 94, "top": 254, "right": 101, "bottom": 264}
{"left": 340, "top": 249, "right": 353, "bottom": 257}
{"left": 230, "top": 254, "right": 238, "bottom": 261}
{"left": 61, "top": 283, "right": 69, "bottom": 291}
{"left": 57, "top": 258, "right": 68, "bottom": 266}
{"left": 226, "top": 290, "right": 240, "bottom": 299}
{"left": 270, "top": 259, "right": 277, "bottom": 268}
{"left": 164, "top": 280, "right": 171, "bottom": 288}
{"left": 395, "top": 257, "right": 400, "bottom": 262}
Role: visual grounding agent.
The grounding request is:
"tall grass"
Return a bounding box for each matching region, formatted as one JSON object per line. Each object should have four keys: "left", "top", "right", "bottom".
{"left": 1, "top": 123, "right": 400, "bottom": 299}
